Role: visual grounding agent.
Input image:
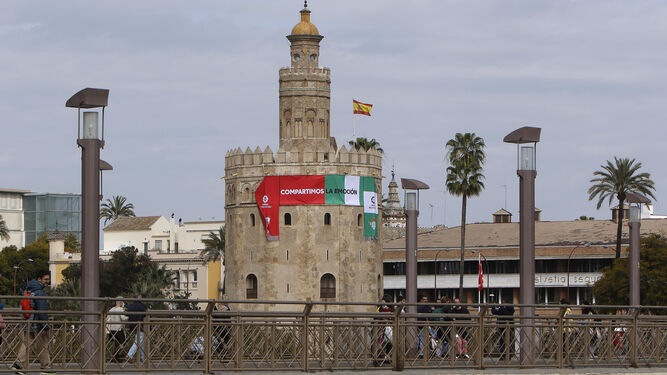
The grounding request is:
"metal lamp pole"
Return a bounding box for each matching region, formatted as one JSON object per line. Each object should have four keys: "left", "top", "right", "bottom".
{"left": 504, "top": 126, "right": 541, "bottom": 367}
{"left": 67, "top": 88, "right": 111, "bottom": 371}
{"left": 567, "top": 243, "right": 590, "bottom": 301}
{"left": 433, "top": 249, "right": 448, "bottom": 300}
{"left": 13, "top": 258, "right": 33, "bottom": 295}
{"left": 472, "top": 250, "right": 490, "bottom": 302}
{"left": 626, "top": 192, "right": 650, "bottom": 307}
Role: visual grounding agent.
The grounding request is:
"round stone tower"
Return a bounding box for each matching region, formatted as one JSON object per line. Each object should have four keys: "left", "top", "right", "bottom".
{"left": 224, "top": 4, "right": 383, "bottom": 310}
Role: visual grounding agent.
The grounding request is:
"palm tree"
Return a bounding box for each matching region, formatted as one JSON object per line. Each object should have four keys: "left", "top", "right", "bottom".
{"left": 348, "top": 137, "right": 383, "bottom": 153}
{"left": 100, "top": 195, "right": 136, "bottom": 224}
{"left": 201, "top": 226, "right": 225, "bottom": 263}
{"left": 588, "top": 157, "right": 656, "bottom": 258}
{"left": 445, "top": 133, "right": 486, "bottom": 298}
{"left": 0, "top": 215, "right": 9, "bottom": 241}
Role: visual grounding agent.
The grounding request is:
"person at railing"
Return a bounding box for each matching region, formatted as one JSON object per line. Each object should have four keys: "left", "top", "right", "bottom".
{"left": 417, "top": 295, "right": 434, "bottom": 358}
{"left": 213, "top": 302, "right": 232, "bottom": 354}
{"left": 452, "top": 298, "right": 471, "bottom": 359}
{"left": 125, "top": 295, "right": 147, "bottom": 363}
{"left": 582, "top": 301, "right": 601, "bottom": 358}
{"left": 374, "top": 294, "right": 394, "bottom": 365}
{"left": 11, "top": 270, "right": 52, "bottom": 375}
{"left": 431, "top": 297, "right": 451, "bottom": 358}
{"left": 491, "top": 297, "right": 515, "bottom": 361}
{"left": 106, "top": 298, "right": 128, "bottom": 362}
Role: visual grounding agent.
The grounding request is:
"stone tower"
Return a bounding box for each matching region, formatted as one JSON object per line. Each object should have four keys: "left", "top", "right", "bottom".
{"left": 382, "top": 170, "right": 406, "bottom": 228}
{"left": 224, "top": 4, "right": 383, "bottom": 310}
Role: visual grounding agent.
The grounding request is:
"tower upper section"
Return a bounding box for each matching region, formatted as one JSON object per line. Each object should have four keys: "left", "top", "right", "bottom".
{"left": 279, "top": 3, "right": 332, "bottom": 151}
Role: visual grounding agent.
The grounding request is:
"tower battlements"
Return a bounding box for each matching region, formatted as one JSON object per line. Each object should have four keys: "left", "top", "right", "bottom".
{"left": 225, "top": 145, "right": 382, "bottom": 171}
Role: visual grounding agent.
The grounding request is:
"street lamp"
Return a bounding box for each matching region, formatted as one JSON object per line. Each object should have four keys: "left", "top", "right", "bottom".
{"left": 504, "top": 126, "right": 541, "bottom": 367}
{"left": 400, "top": 178, "right": 430, "bottom": 314}
{"left": 13, "top": 258, "right": 33, "bottom": 295}
{"left": 567, "top": 243, "right": 590, "bottom": 302}
{"left": 66, "top": 88, "right": 111, "bottom": 371}
{"left": 433, "top": 248, "right": 450, "bottom": 300}
{"left": 626, "top": 192, "right": 650, "bottom": 307}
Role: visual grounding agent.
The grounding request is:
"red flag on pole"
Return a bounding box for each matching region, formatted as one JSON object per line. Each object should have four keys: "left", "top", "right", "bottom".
{"left": 478, "top": 254, "right": 484, "bottom": 292}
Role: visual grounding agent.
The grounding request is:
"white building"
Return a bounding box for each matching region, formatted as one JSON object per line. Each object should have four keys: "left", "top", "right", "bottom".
{"left": 0, "top": 188, "right": 30, "bottom": 249}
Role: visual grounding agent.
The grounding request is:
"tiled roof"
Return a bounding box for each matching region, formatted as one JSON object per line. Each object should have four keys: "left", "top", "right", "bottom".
{"left": 383, "top": 219, "right": 667, "bottom": 250}
{"left": 103, "top": 216, "right": 161, "bottom": 231}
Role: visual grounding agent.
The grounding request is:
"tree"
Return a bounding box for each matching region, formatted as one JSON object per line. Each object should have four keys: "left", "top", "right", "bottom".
{"left": 594, "top": 234, "right": 667, "bottom": 306}
{"left": 348, "top": 137, "right": 383, "bottom": 153}
{"left": 100, "top": 195, "right": 136, "bottom": 224}
{"left": 445, "top": 133, "right": 486, "bottom": 298}
{"left": 576, "top": 216, "right": 595, "bottom": 220}
{"left": 0, "top": 215, "right": 9, "bottom": 241}
{"left": 588, "top": 157, "right": 656, "bottom": 258}
{"left": 201, "top": 226, "right": 225, "bottom": 263}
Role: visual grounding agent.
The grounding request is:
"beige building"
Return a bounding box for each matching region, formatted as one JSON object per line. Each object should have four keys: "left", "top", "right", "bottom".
{"left": 48, "top": 216, "right": 225, "bottom": 301}
{"left": 383, "top": 210, "right": 667, "bottom": 305}
{"left": 0, "top": 188, "right": 30, "bottom": 249}
{"left": 223, "top": 4, "right": 383, "bottom": 308}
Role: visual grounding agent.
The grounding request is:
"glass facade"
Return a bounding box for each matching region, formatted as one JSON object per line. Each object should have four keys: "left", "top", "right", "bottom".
{"left": 23, "top": 193, "right": 81, "bottom": 244}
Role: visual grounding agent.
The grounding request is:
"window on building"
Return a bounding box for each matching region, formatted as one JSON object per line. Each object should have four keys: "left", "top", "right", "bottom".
{"left": 175, "top": 242, "right": 179, "bottom": 252}
{"left": 320, "top": 273, "right": 336, "bottom": 298}
{"left": 250, "top": 213, "right": 255, "bottom": 226}
{"left": 193, "top": 270, "right": 197, "bottom": 282}
{"left": 324, "top": 213, "right": 331, "bottom": 225}
{"left": 358, "top": 214, "right": 363, "bottom": 226}
{"left": 143, "top": 242, "right": 148, "bottom": 253}
{"left": 155, "top": 240, "right": 162, "bottom": 251}
{"left": 284, "top": 213, "right": 291, "bottom": 226}
{"left": 174, "top": 271, "right": 181, "bottom": 290}
{"left": 383, "top": 262, "right": 406, "bottom": 275}
{"left": 246, "top": 274, "right": 258, "bottom": 299}
{"left": 167, "top": 240, "right": 170, "bottom": 252}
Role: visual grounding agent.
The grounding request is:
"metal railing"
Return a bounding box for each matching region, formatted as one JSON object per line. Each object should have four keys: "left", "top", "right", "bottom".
{"left": 0, "top": 296, "right": 665, "bottom": 373}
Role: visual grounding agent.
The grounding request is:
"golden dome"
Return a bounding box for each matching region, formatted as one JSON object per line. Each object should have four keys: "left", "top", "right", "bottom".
{"left": 290, "top": 3, "right": 319, "bottom": 35}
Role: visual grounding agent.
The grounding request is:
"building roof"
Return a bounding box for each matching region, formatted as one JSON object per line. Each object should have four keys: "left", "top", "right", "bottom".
{"left": 383, "top": 218, "right": 667, "bottom": 250}
{"left": 103, "top": 216, "right": 161, "bottom": 232}
{"left": 493, "top": 209, "right": 511, "bottom": 216}
{"left": 0, "top": 188, "right": 31, "bottom": 194}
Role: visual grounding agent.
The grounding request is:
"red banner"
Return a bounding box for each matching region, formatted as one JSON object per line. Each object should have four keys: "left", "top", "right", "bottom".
{"left": 254, "top": 176, "right": 280, "bottom": 241}
{"left": 279, "top": 175, "right": 326, "bottom": 205}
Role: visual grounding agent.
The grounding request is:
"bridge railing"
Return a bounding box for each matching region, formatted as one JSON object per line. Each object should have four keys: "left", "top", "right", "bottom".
{"left": 0, "top": 296, "right": 664, "bottom": 373}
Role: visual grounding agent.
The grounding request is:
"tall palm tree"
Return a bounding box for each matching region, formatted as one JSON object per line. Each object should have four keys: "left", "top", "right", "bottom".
{"left": 445, "top": 133, "right": 486, "bottom": 298}
{"left": 0, "top": 215, "right": 9, "bottom": 241}
{"left": 100, "top": 195, "right": 136, "bottom": 224}
{"left": 348, "top": 137, "right": 383, "bottom": 153}
{"left": 588, "top": 157, "right": 656, "bottom": 258}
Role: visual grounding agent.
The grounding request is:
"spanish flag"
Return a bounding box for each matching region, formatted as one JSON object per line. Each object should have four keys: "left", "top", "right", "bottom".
{"left": 353, "top": 99, "right": 373, "bottom": 116}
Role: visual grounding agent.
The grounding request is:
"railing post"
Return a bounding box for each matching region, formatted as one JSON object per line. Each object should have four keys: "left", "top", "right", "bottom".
{"left": 319, "top": 315, "right": 325, "bottom": 368}
{"left": 557, "top": 307, "right": 565, "bottom": 368}
{"left": 631, "top": 309, "right": 640, "bottom": 368}
{"left": 393, "top": 305, "right": 404, "bottom": 371}
{"left": 235, "top": 315, "right": 243, "bottom": 369}
{"left": 99, "top": 302, "right": 107, "bottom": 374}
{"left": 478, "top": 306, "right": 487, "bottom": 369}
{"left": 205, "top": 302, "right": 215, "bottom": 374}
{"left": 144, "top": 315, "right": 151, "bottom": 370}
{"left": 302, "top": 302, "right": 313, "bottom": 372}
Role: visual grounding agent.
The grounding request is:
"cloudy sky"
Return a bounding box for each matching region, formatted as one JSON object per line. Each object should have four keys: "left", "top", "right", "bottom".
{"left": 3, "top": 1, "right": 667, "bottom": 232}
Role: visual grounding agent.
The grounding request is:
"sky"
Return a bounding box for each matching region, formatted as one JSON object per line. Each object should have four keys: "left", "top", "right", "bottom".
{"left": 2, "top": 1, "right": 667, "bottom": 231}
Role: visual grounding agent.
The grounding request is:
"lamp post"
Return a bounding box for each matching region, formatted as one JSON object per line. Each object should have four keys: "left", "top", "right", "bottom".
{"left": 13, "top": 258, "right": 33, "bottom": 295}
{"left": 433, "top": 248, "right": 449, "bottom": 300}
{"left": 504, "top": 126, "right": 541, "bottom": 367}
{"left": 400, "top": 178, "right": 430, "bottom": 314}
{"left": 66, "top": 88, "right": 111, "bottom": 371}
{"left": 626, "top": 192, "right": 650, "bottom": 307}
{"left": 567, "top": 243, "right": 590, "bottom": 301}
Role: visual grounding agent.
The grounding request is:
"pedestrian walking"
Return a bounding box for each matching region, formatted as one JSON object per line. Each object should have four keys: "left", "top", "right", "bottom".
{"left": 11, "top": 270, "right": 52, "bottom": 375}
{"left": 452, "top": 298, "right": 471, "bottom": 359}
{"left": 125, "top": 295, "right": 147, "bottom": 362}
{"left": 106, "top": 297, "right": 128, "bottom": 362}
{"left": 491, "top": 296, "right": 515, "bottom": 361}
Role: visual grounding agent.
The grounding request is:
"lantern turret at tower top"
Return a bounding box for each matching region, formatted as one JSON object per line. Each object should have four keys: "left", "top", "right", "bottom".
{"left": 279, "top": 2, "right": 332, "bottom": 151}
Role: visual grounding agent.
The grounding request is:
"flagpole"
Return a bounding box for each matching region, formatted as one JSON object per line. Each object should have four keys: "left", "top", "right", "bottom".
{"left": 352, "top": 98, "right": 356, "bottom": 139}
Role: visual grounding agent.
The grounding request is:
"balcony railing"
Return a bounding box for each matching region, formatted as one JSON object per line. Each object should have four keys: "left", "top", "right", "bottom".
{"left": 1, "top": 296, "right": 666, "bottom": 372}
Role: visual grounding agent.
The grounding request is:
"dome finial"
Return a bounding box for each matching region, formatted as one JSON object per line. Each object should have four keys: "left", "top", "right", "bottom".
{"left": 304, "top": 0, "right": 308, "bottom": 8}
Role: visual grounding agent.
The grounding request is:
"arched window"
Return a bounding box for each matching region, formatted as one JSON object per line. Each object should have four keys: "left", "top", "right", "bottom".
{"left": 250, "top": 213, "right": 255, "bottom": 226}
{"left": 357, "top": 214, "right": 363, "bottom": 226}
{"left": 246, "top": 274, "right": 257, "bottom": 299}
{"left": 324, "top": 213, "right": 331, "bottom": 225}
{"left": 284, "top": 213, "right": 292, "bottom": 225}
{"left": 320, "top": 273, "right": 336, "bottom": 298}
